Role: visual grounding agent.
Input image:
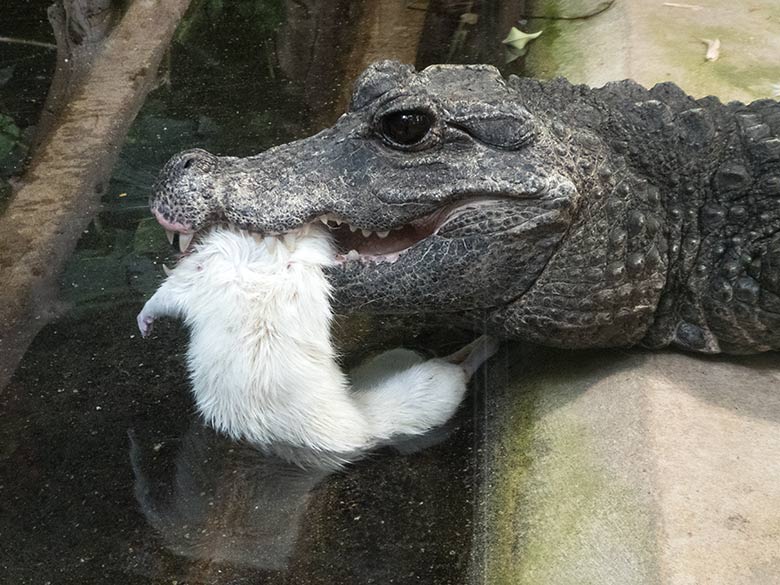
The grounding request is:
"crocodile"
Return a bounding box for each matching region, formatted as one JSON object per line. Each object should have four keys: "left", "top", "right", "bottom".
{"left": 149, "top": 60, "right": 780, "bottom": 354}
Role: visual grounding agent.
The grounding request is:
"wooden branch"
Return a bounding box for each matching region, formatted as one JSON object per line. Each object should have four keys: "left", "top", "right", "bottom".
{"left": 33, "top": 0, "right": 117, "bottom": 148}
{"left": 0, "top": 36, "right": 57, "bottom": 50}
{"left": 0, "top": 0, "right": 192, "bottom": 390}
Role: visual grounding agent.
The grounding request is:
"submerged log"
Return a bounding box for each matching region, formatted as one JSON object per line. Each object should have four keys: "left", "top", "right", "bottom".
{"left": 0, "top": 0, "right": 192, "bottom": 389}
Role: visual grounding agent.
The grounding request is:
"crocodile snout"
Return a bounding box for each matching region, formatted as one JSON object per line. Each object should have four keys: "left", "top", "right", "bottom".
{"left": 150, "top": 148, "right": 226, "bottom": 238}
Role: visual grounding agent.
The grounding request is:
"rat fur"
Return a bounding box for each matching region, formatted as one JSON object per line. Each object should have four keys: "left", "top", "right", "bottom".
{"left": 137, "top": 225, "right": 497, "bottom": 468}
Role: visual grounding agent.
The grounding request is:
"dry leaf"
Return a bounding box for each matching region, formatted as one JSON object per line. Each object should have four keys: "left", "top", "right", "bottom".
{"left": 405, "top": 0, "right": 429, "bottom": 10}
{"left": 503, "top": 27, "right": 542, "bottom": 50}
{"left": 502, "top": 27, "right": 543, "bottom": 63}
{"left": 460, "top": 12, "right": 479, "bottom": 25}
{"left": 702, "top": 38, "right": 720, "bottom": 61}
{"left": 663, "top": 2, "right": 703, "bottom": 10}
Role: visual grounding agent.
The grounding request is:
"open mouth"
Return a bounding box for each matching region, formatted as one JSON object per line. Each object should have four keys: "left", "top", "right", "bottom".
{"left": 157, "top": 197, "right": 502, "bottom": 267}
{"left": 318, "top": 206, "right": 450, "bottom": 265}
{"left": 161, "top": 210, "right": 443, "bottom": 267}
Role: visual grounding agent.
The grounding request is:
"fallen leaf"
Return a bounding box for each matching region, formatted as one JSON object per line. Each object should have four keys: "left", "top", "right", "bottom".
{"left": 460, "top": 12, "right": 479, "bottom": 25}
{"left": 663, "top": 2, "right": 703, "bottom": 10}
{"left": 405, "top": 0, "right": 429, "bottom": 10}
{"left": 702, "top": 38, "right": 720, "bottom": 61}
{"left": 502, "top": 27, "right": 542, "bottom": 63}
{"left": 503, "top": 27, "right": 542, "bottom": 50}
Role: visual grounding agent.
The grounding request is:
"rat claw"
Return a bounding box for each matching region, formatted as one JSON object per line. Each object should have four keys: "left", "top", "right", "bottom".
{"left": 137, "top": 312, "right": 154, "bottom": 338}
{"left": 444, "top": 335, "right": 500, "bottom": 380}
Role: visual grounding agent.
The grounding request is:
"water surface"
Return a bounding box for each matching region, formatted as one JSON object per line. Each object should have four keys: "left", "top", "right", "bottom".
{"left": 0, "top": 1, "right": 525, "bottom": 581}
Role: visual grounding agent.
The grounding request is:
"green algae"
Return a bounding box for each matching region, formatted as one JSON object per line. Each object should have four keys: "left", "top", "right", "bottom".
{"left": 523, "top": 1, "right": 564, "bottom": 79}
{"left": 653, "top": 22, "right": 780, "bottom": 101}
{"left": 480, "top": 353, "right": 659, "bottom": 585}
{"left": 481, "top": 372, "right": 538, "bottom": 585}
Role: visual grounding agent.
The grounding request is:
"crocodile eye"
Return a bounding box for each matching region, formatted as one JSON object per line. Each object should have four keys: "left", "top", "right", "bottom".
{"left": 379, "top": 110, "right": 435, "bottom": 147}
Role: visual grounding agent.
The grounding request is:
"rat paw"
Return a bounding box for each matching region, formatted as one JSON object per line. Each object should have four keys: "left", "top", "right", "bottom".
{"left": 137, "top": 312, "right": 155, "bottom": 338}
{"left": 444, "top": 335, "right": 500, "bottom": 380}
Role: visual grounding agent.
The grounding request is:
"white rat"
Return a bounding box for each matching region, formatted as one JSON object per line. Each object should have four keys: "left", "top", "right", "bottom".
{"left": 137, "top": 224, "right": 497, "bottom": 468}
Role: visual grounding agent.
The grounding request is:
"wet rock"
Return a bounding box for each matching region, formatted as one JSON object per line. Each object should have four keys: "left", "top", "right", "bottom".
{"left": 476, "top": 0, "right": 780, "bottom": 579}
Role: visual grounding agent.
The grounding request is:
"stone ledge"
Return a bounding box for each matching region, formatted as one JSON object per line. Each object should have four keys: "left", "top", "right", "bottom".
{"left": 471, "top": 347, "right": 780, "bottom": 584}
{"left": 471, "top": 1, "right": 780, "bottom": 581}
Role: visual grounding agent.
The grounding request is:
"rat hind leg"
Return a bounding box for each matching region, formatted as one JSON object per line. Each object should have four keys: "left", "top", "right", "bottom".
{"left": 350, "top": 336, "right": 499, "bottom": 444}
{"left": 443, "top": 335, "right": 501, "bottom": 379}
{"left": 348, "top": 348, "right": 426, "bottom": 390}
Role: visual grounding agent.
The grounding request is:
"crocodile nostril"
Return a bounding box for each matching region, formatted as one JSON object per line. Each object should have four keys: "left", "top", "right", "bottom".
{"left": 179, "top": 152, "right": 204, "bottom": 171}
{"left": 170, "top": 148, "right": 218, "bottom": 174}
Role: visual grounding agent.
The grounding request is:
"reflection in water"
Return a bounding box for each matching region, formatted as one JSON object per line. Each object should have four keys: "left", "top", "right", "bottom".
{"left": 1, "top": 303, "right": 478, "bottom": 584}
{"left": 129, "top": 424, "right": 327, "bottom": 571}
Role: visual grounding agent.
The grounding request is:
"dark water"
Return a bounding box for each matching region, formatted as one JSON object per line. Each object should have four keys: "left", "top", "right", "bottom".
{"left": 0, "top": 0, "right": 53, "bottom": 209}
{"left": 1, "top": 307, "right": 484, "bottom": 584}
{"left": 0, "top": 1, "right": 525, "bottom": 582}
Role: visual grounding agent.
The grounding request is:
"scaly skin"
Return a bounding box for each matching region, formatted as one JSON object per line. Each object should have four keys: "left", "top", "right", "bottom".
{"left": 150, "top": 61, "right": 780, "bottom": 354}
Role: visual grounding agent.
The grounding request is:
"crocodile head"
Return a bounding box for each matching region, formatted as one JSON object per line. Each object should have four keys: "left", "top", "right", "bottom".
{"left": 151, "top": 61, "right": 583, "bottom": 316}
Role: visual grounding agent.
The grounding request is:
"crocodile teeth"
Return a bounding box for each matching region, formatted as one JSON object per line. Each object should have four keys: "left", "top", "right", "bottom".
{"left": 377, "top": 231, "right": 389, "bottom": 239}
{"left": 166, "top": 230, "right": 175, "bottom": 245}
{"left": 346, "top": 249, "right": 360, "bottom": 260}
{"left": 361, "top": 229, "right": 371, "bottom": 237}
{"left": 349, "top": 225, "right": 358, "bottom": 232}
{"left": 318, "top": 214, "right": 344, "bottom": 227}
{"left": 162, "top": 263, "right": 173, "bottom": 276}
{"left": 283, "top": 233, "right": 298, "bottom": 250}
{"left": 179, "top": 233, "right": 194, "bottom": 252}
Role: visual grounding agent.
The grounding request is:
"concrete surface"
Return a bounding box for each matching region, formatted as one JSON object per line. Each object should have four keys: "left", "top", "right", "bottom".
{"left": 471, "top": 348, "right": 780, "bottom": 585}
{"left": 526, "top": 0, "right": 780, "bottom": 103}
